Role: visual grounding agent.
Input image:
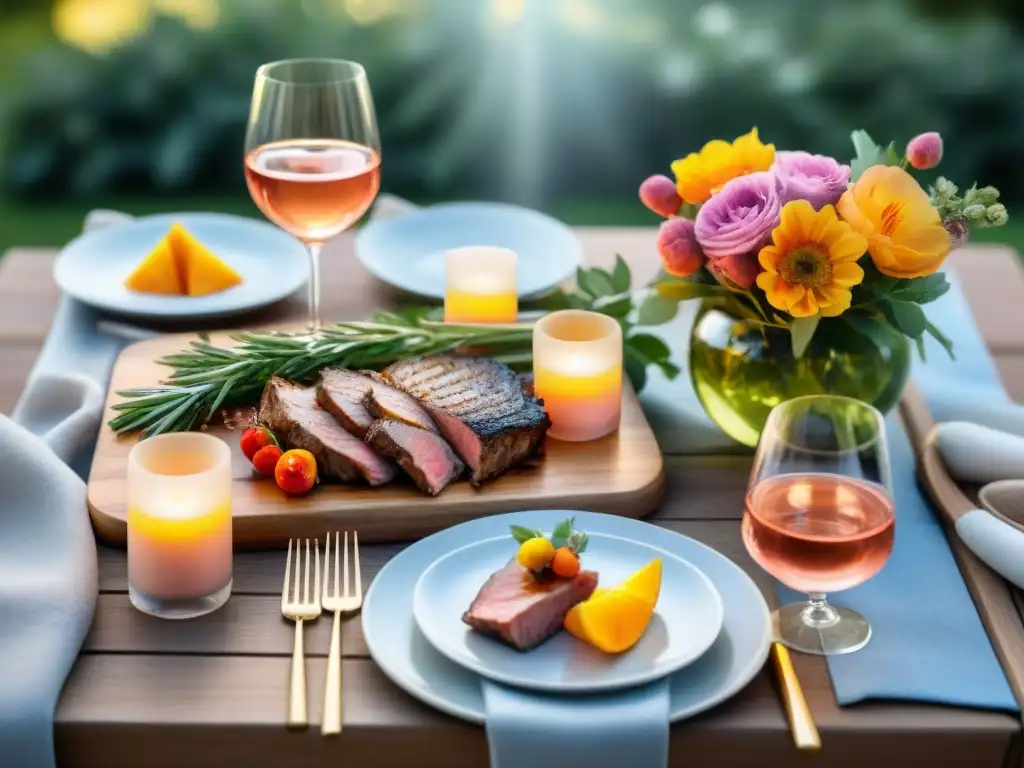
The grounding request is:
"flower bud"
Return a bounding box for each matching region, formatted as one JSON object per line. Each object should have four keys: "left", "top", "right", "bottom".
{"left": 906, "top": 132, "right": 943, "bottom": 170}
{"left": 986, "top": 203, "right": 1008, "bottom": 227}
{"left": 964, "top": 204, "right": 986, "bottom": 222}
{"left": 933, "top": 176, "right": 958, "bottom": 199}
{"left": 640, "top": 174, "right": 683, "bottom": 218}
{"left": 944, "top": 219, "right": 969, "bottom": 250}
{"left": 656, "top": 217, "right": 705, "bottom": 277}
{"left": 976, "top": 186, "right": 1000, "bottom": 206}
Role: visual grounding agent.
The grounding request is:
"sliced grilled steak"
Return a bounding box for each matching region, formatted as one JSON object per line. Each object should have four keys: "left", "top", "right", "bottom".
{"left": 364, "top": 419, "right": 464, "bottom": 495}
{"left": 462, "top": 559, "right": 598, "bottom": 651}
{"left": 316, "top": 369, "right": 375, "bottom": 438}
{"left": 382, "top": 356, "right": 549, "bottom": 485}
{"left": 259, "top": 377, "right": 396, "bottom": 486}
{"left": 359, "top": 371, "right": 438, "bottom": 433}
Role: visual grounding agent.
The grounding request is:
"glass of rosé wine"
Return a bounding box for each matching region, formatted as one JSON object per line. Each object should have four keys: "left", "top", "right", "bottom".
{"left": 244, "top": 59, "right": 381, "bottom": 332}
{"left": 742, "top": 395, "right": 895, "bottom": 656}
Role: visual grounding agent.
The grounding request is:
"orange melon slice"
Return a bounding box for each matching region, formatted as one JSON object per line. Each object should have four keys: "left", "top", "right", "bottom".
{"left": 169, "top": 223, "right": 243, "bottom": 297}
{"left": 124, "top": 237, "right": 184, "bottom": 295}
{"left": 563, "top": 559, "right": 662, "bottom": 653}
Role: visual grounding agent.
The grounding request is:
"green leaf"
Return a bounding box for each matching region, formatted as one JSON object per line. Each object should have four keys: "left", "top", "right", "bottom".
{"left": 577, "top": 267, "right": 616, "bottom": 298}
{"left": 657, "top": 360, "right": 682, "bottom": 380}
{"left": 914, "top": 334, "right": 927, "bottom": 362}
{"left": 925, "top": 319, "right": 956, "bottom": 360}
{"left": 880, "top": 299, "right": 926, "bottom": 338}
{"left": 610, "top": 255, "right": 631, "bottom": 293}
{"left": 510, "top": 525, "right": 543, "bottom": 544}
{"left": 623, "top": 346, "right": 648, "bottom": 392}
{"left": 627, "top": 333, "right": 672, "bottom": 362}
{"left": 569, "top": 531, "right": 589, "bottom": 554}
{"left": 883, "top": 141, "right": 903, "bottom": 166}
{"left": 843, "top": 315, "right": 902, "bottom": 353}
{"left": 636, "top": 293, "right": 679, "bottom": 325}
{"left": 790, "top": 316, "right": 820, "bottom": 358}
{"left": 653, "top": 278, "right": 724, "bottom": 303}
{"left": 888, "top": 273, "right": 951, "bottom": 305}
{"left": 860, "top": 260, "right": 899, "bottom": 297}
{"left": 599, "top": 295, "right": 634, "bottom": 319}
{"left": 541, "top": 291, "right": 573, "bottom": 311}
{"left": 850, "top": 130, "right": 885, "bottom": 181}
{"left": 550, "top": 518, "right": 574, "bottom": 549}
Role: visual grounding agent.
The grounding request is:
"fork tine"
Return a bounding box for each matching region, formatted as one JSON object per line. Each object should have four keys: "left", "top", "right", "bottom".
{"left": 334, "top": 531, "right": 341, "bottom": 599}
{"left": 354, "top": 530, "right": 362, "bottom": 601}
{"left": 323, "top": 532, "right": 332, "bottom": 600}
{"left": 293, "top": 538, "right": 302, "bottom": 605}
{"left": 343, "top": 531, "right": 350, "bottom": 598}
{"left": 282, "top": 539, "right": 293, "bottom": 608}
{"left": 303, "top": 539, "right": 311, "bottom": 604}
{"left": 313, "top": 539, "right": 320, "bottom": 607}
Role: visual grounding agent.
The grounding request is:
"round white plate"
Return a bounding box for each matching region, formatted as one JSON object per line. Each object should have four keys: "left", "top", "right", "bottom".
{"left": 362, "top": 510, "right": 772, "bottom": 725}
{"left": 413, "top": 533, "right": 723, "bottom": 693}
{"left": 53, "top": 212, "right": 308, "bottom": 319}
{"left": 355, "top": 202, "right": 583, "bottom": 299}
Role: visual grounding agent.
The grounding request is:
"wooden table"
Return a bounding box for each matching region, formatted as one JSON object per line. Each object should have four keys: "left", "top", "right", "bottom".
{"left": 3, "top": 231, "right": 1024, "bottom": 768}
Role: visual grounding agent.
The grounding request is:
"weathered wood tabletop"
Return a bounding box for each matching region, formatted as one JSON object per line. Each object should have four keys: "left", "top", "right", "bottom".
{"left": 3, "top": 230, "right": 1024, "bottom": 768}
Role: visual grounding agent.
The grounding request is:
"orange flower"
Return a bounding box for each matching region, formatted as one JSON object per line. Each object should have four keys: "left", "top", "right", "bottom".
{"left": 670, "top": 128, "right": 775, "bottom": 204}
{"left": 836, "top": 165, "right": 950, "bottom": 278}
{"left": 757, "top": 201, "right": 867, "bottom": 318}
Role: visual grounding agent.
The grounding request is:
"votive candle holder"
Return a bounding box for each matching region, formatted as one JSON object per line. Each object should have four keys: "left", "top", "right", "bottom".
{"left": 444, "top": 246, "right": 518, "bottom": 323}
{"left": 533, "top": 309, "right": 623, "bottom": 442}
{"left": 127, "top": 432, "right": 233, "bottom": 619}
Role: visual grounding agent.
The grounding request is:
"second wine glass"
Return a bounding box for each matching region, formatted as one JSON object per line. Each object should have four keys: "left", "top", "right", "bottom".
{"left": 244, "top": 59, "right": 381, "bottom": 332}
{"left": 742, "top": 395, "right": 896, "bottom": 655}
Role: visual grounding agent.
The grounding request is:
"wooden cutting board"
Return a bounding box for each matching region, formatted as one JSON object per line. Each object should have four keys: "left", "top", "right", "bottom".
{"left": 87, "top": 331, "right": 666, "bottom": 549}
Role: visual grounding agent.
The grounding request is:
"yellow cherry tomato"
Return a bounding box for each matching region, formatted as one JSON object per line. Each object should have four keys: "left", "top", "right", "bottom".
{"left": 517, "top": 537, "right": 555, "bottom": 570}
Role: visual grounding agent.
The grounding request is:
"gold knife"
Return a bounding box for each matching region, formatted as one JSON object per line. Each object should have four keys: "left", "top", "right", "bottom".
{"left": 771, "top": 642, "right": 821, "bottom": 751}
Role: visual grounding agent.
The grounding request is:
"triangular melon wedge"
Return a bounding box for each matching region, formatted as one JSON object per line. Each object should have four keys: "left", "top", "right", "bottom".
{"left": 169, "top": 223, "right": 243, "bottom": 297}
{"left": 124, "top": 237, "right": 184, "bottom": 295}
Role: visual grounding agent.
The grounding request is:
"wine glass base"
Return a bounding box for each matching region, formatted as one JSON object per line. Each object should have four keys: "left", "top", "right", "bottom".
{"left": 772, "top": 602, "right": 871, "bottom": 656}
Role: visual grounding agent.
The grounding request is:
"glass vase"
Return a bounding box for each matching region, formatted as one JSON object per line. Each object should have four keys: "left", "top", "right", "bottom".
{"left": 689, "top": 302, "right": 911, "bottom": 448}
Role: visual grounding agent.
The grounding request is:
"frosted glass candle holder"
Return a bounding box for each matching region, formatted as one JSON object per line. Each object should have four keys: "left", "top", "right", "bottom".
{"left": 444, "top": 245, "right": 518, "bottom": 323}
{"left": 533, "top": 309, "right": 623, "bottom": 442}
{"left": 127, "top": 433, "right": 233, "bottom": 619}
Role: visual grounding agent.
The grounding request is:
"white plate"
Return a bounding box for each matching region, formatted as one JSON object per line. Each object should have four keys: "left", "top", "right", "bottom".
{"left": 53, "top": 212, "right": 308, "bottom": 319}
{"left": 355, "top": 202, "right": 583, "bottom": 299}
{"left": 362, "top": 510, "right": 772, "bottom": 725}
{"left": 413, "top": 532, "right": 723, "bottom": 693}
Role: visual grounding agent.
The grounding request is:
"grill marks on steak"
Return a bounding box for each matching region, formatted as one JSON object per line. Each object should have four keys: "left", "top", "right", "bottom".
{"left": 382, "top": 356, "right": 549, "bottom": 485}
{"left": 259, "top": 377, "right": 397, "bottom": 486}
{"left": 360, "top": 372, "right": 438, "bottom": 433}
{"left": 365, "top": 420, "right": 464, "bottom": 495}
{"left": 462, "top": 559, "right": 598, "bottom": 651}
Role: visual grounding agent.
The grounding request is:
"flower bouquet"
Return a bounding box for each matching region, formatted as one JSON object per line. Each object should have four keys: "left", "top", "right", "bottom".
{"left": 638, "top": 128, "right": 1008, "bottom": 446}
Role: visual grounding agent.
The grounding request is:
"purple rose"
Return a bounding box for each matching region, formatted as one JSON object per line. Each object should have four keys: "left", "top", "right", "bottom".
{"left": 772, "top": 151, "right": 851, "bottom": 209}
{"left": 694, "top": 171, "right": 782, "bottom": 261}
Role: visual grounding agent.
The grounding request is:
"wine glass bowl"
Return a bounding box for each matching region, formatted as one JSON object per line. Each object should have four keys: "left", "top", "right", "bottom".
{"left": 244, "top": 59, "right": 381, "bottom": 331}
{"left": 742, "top": 395, "right": 895, "bottom": 655}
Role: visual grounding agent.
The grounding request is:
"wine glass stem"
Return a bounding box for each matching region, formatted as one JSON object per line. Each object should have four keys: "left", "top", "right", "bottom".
{"left": 802, "top": 593, "right": 840, "bottom": 629}
{"left": 306, "top": 241, "right": 323, "bottom": 333}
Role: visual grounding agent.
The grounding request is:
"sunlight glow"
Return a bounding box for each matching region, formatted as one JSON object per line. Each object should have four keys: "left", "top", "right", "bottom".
{"left": 558, "top": 0, "right": 602, "bottom": 32}
{"left": 53, "top": 0, "right": 149, "bottom": 53}
{"left": 492, "top": 0, "right": 526, "bottom": 25}
{"left": 154, "top": 0, "right": 218, "bottom": 29}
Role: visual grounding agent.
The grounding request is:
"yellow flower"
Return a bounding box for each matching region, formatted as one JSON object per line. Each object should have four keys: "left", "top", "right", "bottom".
{"left": 670, "top": 128, "right": 775, "bottom": 204}
{"left": 757, "top": 201, "right": 867, "bottom": 318}
{"left": 836, "top": 165, "right": 950, "bottom": 278}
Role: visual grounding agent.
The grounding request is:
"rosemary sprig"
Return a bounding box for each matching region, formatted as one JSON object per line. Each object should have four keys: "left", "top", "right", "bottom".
{"left": 109, "top": 256, "right": 679, "bottom": 437}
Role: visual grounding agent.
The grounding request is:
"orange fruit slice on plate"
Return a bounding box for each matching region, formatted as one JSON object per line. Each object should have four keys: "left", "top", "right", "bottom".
{"left": 564, "top": 558, "right": 662, "bottom": 653}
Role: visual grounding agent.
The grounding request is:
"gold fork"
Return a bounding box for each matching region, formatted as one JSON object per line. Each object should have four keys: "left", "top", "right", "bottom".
{"left": 281, "top": 538, "right": 321, "bottom": 729}
{"left": 321, "top": 531, "right": 363, "bottom": 736}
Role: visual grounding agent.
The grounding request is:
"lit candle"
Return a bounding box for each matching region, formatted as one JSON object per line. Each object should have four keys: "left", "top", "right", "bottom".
{"left": 444, "top": 245, "right": 518, "bottom": 323}
{"left": 127, "top": 433, "right": 233, "bottom": 619}
{"left": 533, "top": 309, "right": 623, "bottom": 442}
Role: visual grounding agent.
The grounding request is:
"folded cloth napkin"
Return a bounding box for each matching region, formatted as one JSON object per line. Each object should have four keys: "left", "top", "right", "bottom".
{"left": 779, "top": 269, "right": 1017, "bottom": 711}
{"left": 1, "top": 211, "right": 139, "bottom": 768}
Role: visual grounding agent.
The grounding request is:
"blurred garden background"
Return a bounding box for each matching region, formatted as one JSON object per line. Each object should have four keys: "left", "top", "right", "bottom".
{"left": 1, "top": 0, "right": 1023, "bottom": 253}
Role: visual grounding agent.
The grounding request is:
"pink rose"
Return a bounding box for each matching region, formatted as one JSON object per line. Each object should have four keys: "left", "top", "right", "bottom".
{"left": 707, "top": 252, "right": 760, "bottom": 290}
{"left": 906, "top": 132, "right": 943, "bottom": 170}
{"left": 656, "top": 217, "right": 705, "bottom": 277}
{"left": 639, "top": 174, "right": 682, "bottom": 218}
{"left": 772, "top": 151, "right": 851, "bottom": 210}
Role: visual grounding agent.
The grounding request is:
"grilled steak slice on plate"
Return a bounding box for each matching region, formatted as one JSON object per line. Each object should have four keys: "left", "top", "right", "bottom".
{"left": 359, "top": 371, "right": 438, "bottom": 433}
{"left": 462, "top": 559, "right": 598, "bottom": 651}
{"left": 382, "top": 356, "right": 549, "bottom": 485}
{"left": 259, "top": 377, "right": 396, "bottom": 486}
{"left": 316, "top": 369, "right": 375, "bottom": 439}
{"left": 365, "top": 419, "right": 464, "bottom": 496}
